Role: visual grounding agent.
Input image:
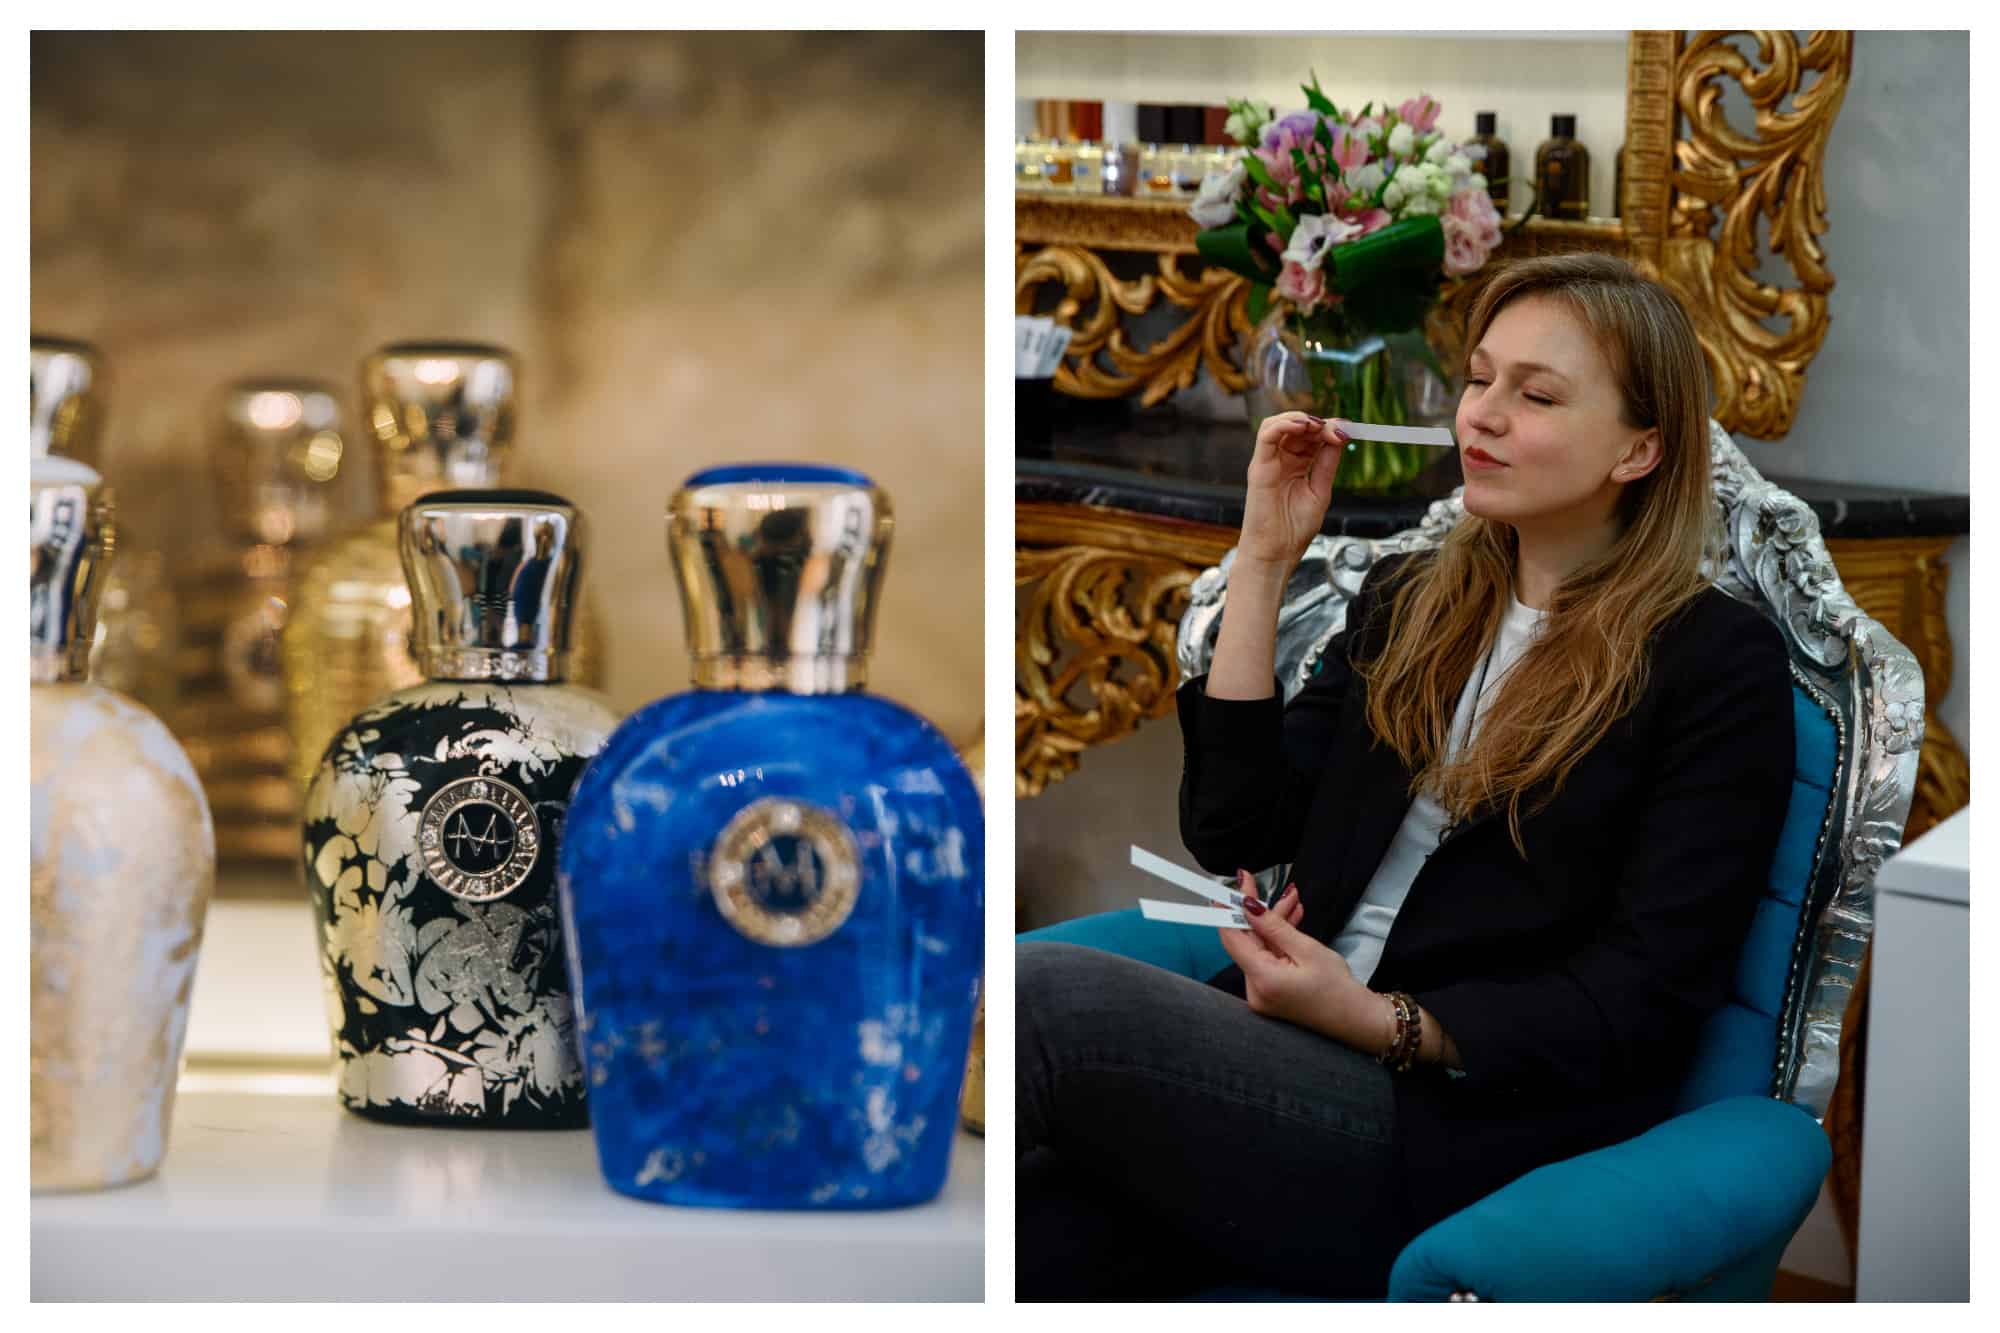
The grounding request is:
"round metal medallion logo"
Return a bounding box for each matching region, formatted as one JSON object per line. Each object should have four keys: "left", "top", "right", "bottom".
{"left": 418, "top": 776, "right": 541, "bottom": 903}
{"left": 708, "top": 797, "right": 861, "bottom": 948}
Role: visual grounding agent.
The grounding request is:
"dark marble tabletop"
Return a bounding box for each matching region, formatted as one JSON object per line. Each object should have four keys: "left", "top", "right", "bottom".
{"left": 1017, "top": 413, "right": 1970, "bottom": 543}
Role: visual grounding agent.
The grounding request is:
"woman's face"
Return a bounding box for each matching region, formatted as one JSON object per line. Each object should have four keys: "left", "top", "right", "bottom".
{"left": 1454, "top": 294, "right": 1658, "bottom": 530}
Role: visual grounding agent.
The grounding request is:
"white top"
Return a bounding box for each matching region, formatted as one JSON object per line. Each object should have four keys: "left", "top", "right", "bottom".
{"left": 1333, "top": 590, "right": 1548, "bottom": 986}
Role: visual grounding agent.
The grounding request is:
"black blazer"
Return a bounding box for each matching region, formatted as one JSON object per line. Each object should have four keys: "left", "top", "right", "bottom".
{"left": 1177, "top": 550, "right": 1795, "bottom": 1236}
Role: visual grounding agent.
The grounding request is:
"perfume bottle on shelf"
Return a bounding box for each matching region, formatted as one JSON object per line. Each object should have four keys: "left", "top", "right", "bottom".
{"left": 1535, "top": 114, "right": 1592, "bottom": 221}
{"left": 30, "top": 336, "right": 181, "bottom": 720}
{"left": 558, "top": 463, "right": 985, "bottom": 1209}
{"left": 280, "top": 342, "right": 603, "bottom": 797}
{"left": 176, "top": 379, "right": 345, "bottom": 866}
{"left": 31, "top": 455, "right": 215, "bottom": 1192}
{"left": 1467, "top": 111, "right": 1511, "bottom": 215}
{"left": 302, "top": 489, "right": 618, "bottom": 1127}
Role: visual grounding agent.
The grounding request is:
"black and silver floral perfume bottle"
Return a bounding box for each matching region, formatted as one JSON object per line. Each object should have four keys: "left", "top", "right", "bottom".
{"left": 301, "top": 490, "right": 619, "bottom": 1127}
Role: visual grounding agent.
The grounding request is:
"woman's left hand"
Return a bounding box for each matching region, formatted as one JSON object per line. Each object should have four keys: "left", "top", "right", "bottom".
{"left": 1217, "top": 871, "right": 1374, "bottom": 1044}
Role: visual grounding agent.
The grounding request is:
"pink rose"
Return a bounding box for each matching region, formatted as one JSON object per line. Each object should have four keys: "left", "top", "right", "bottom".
{"left": 1276, "top": 259, "right": 1327, "bottom": 311}
{"left": 1441, "top": 215, "right": 1488, "bottom": 277}
{"left": 1447, "top": 187, "right": 1503, "bottom": 249}
{"left": 1398, "top": 94, "right": 1442, "bottom": 134}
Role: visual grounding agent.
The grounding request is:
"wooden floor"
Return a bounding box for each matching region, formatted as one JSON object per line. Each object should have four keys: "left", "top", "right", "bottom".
{"left": 1771, "top": 1269, "right": 1853, "bottom": 1301}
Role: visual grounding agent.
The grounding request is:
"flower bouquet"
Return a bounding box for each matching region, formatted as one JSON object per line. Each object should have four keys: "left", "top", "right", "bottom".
{"left": 1192, "top": 76, "right": 1514, "bottom": 490}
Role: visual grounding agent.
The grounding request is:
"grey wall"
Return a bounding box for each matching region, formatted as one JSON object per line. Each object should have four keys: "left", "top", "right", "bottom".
{"left": 1019, "top": 30, "right": 1972, "bottom": 930}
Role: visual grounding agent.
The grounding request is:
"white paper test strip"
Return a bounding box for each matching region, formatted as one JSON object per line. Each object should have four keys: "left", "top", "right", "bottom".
{"left": 1130, "top": 845, "right": 1243, "bottom": 910}
{"left": 1339, "top": 422, "right": 1455, "bottom": 447}
{"left": 1138, "top": 898, "right": 1249, "bottom": 930}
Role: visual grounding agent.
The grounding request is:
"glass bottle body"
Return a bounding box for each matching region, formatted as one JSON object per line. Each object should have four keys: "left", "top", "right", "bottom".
{"left": 1535, "top": 126, "right": 1591, "bottom": 221}
{"left": 302, "top": 679, "right": 620, "bottom": 1127}
{"left": 31, "top": 682, "right": 214, "bottom": 1191}
{"left": 558, "top": 688, "right": 985, "bottom": 1209}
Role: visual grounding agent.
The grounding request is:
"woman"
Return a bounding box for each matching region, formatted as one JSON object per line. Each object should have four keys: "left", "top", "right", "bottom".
{"left": 1017, "top": 252, "right": 1795, "bottom": 1299}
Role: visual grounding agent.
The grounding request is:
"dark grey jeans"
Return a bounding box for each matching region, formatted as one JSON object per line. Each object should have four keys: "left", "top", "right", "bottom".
{"left": 1017, "top": 940, "right": 1412, "bottom": 1300}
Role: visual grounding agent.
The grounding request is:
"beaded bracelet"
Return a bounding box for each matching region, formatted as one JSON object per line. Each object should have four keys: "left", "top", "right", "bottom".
{"left": 1376, "top": 991, "right": 1424, "bottom": 1073}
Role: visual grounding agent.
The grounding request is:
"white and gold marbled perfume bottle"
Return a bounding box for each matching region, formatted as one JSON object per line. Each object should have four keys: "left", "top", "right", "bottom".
{"left": 280, "top": 343, "right": 603, "bottom": 796}
{"left": 302, "top": 490, "right": 618, "bottom": 1127}
{"left": 30, "top": 456, "right": 215, "bottom": 1193}
{"left": 30, "top": 335, "right": 181, "bottom": 720}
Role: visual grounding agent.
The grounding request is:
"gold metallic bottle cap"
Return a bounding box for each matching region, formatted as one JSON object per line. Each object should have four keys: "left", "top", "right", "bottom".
{"left": 398, "top": 489, "right": 583, "bottom": 683}
{"left": 31, "top": 336, "right": 104, "bottom": 467}
{"left": 30, "top": 456, "right": 115, "bottom": 684}
{"left": 666, "top": 464, "right": 892, "bottom": 695}
{"left": 363, "top": 342, "right": 516, "bottom": 514}
{"left": 217, "top": 378, "right": 347, "bottom": 545}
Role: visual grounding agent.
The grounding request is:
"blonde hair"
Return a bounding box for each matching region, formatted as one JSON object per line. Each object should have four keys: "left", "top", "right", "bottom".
{"left": 1355, "top": 252, "right": 1721, "bottom": 859}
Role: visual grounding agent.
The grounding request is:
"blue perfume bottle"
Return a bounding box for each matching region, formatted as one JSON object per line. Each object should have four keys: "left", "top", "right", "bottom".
{"left": 558, "top": 464, "right": 983, "bottom": 1209}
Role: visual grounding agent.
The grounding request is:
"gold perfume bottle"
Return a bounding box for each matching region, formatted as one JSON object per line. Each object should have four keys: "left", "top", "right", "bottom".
{"left": 175, "top": 379, "right": 345, "bottom": 865}
{"left": 280, "top": 342, "right": 602, "bottom": 794}
{"left": 32, "top": 456, "right": 214, "bottom": 1192}
{"left": 30, "top": 336, "right": 181, "bottom": 720}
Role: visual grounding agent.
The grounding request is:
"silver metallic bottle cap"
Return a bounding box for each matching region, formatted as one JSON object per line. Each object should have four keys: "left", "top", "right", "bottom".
{"left": 363, "top": 342, "right": 516, "bottom": 515}
{"left": 30, "top": 457, "right": 115, "bottom": 684}
{"left": 31, "top": 336, "right": 104, "bottom": 466}
{"left": 398, "top": 489, "right": 584, "bottom": 683}
{"left": 666, "top": 464, "right": 892, "bottom": 694}
{"left": 217, "top": 378, "right": 347, "bottom": 545}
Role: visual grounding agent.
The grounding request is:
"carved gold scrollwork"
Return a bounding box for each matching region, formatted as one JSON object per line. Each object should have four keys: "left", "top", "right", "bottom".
{"left": 1016, "top": 245, "right": 1252, "bottom": 407}
{"left": 1015, "top": 505, "right": 1237, "bottom": 798}
{"left": 1664, "top": 30, "right": 1852, "bottom": 439}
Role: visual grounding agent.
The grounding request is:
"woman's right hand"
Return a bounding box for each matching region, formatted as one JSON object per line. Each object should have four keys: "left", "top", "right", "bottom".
{"left": 1238, "top": 412, "right": 1349, "bottom": 570}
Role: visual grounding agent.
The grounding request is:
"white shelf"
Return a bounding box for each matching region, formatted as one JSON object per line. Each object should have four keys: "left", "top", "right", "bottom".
{"left": 33, "top": 1089, "right": 984, "bottom": 1300}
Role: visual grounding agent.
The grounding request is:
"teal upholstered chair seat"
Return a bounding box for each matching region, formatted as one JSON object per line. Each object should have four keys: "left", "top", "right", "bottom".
{"left": 1021, "top": 423, "right": 1923, "bottom": 1301}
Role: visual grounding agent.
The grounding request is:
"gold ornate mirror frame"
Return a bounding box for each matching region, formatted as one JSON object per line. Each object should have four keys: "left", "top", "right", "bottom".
{"left": 1017, "top": 30, "right": 1853, "bottom": 439}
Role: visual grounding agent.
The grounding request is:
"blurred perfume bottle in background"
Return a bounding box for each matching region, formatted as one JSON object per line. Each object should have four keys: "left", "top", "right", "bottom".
{"left": 30, "top": 336, "right": 182, "bottom": 720}
{"left": 31, "top": 455, "right": 214, "bottom": 1192}
{"left": 280, "top": 342, "right": 602, "bottom": 795}
{"left": 176, "top": 379, "right": 345, "bottom": 866}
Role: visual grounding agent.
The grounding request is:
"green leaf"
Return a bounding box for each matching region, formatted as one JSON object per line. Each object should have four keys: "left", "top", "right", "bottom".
{"left": 1240, "top": 151, "right": 1279, "bottom": 194}
{"left": 1248, "top": 199, "right": 1283, "bottom": 235}
{"left": 1247, "top": 281, "right": 1273, "bottom": 325}
{"left": 1303, "top": 71, "right": 1338, "bottom": 118}
{"left": 1314, "top": 116, "right": 1335, "bottom": 151}
{"left": 1195, "top": 222, "right": 1276, "bottom": 282}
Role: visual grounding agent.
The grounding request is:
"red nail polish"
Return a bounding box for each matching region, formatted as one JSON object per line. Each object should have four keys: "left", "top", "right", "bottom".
{"left": 1244, "top": 896, "right": 1267, "bottom": 917}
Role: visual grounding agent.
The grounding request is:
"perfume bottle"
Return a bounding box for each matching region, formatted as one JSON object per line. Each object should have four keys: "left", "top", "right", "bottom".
{"left": 31, "top": 456, "right": 215, "bottom": 1192}
{"left": 176, "top": 379, "right": 345, "bottom": 866}
{"left": 558, "top": 464, "right": 985, "bottom": 1209}
{"left": 30, "top": 336, "right": 181, "bottom": 720}
{"left": 302, "top": 489, "right": 618, "bottom": 1127}
{"left": 1467, "top": 111, "right": 1511, "bottom": 215}
{"left": 1535, "top": 113, "right": 1591, "bottom": 221}
{"left": 280, "top": 343, "right": 603, "bottom": 797}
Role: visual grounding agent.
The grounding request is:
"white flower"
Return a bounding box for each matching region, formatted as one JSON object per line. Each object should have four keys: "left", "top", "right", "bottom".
{"left": 1469, "top": 172, "right": 1489, "bottom": 194}
{"left": 1224, "top": 101, "right": 1273, "bottom": 147}
{"left": 1424, "top": 136, "right": 1452, "bottom": 165}
{"left": 1188, "top": 162, "right": 1246, "bottom": 228}
{"left": 1400, "top": 190, "right": 1442, "bottom": 217}
{"left": 1382, "top": 180, "right": 1407, "bottom": 210}
{"left": 1388, "top": 122, "right": 1415, "bottom": 157}
{"left": 1346, "top": 161, "right": 1386, "bottom": 195}
{"left": 1446, "top": 152, "right": 1471, "bottom": 176}
{"left": 1281, "top": 211, "right": 1363, "bottom": 272}
{"left": 1393, "top": 163, "right": 1428, "bottom": 192}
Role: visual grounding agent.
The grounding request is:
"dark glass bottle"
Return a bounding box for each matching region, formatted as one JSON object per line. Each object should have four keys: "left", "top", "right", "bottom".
{"left": 1467, "top": 111, "right": 1510, "bottom": 214}
{"left": 1535, "top": 114, "right": 1591, "bottom": 221}
{"left": 1614, "top": 140, "right": 1627, "bottom": 219}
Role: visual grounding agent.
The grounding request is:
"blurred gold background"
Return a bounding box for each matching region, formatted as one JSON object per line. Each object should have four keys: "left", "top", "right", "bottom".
{"left": 30, "top": 31, "right": 986, "bottom": 833}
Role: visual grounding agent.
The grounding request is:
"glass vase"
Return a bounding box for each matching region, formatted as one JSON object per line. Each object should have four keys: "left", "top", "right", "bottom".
{"left": 1245, "top": 303, "right": 1458, "bottom": 494}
